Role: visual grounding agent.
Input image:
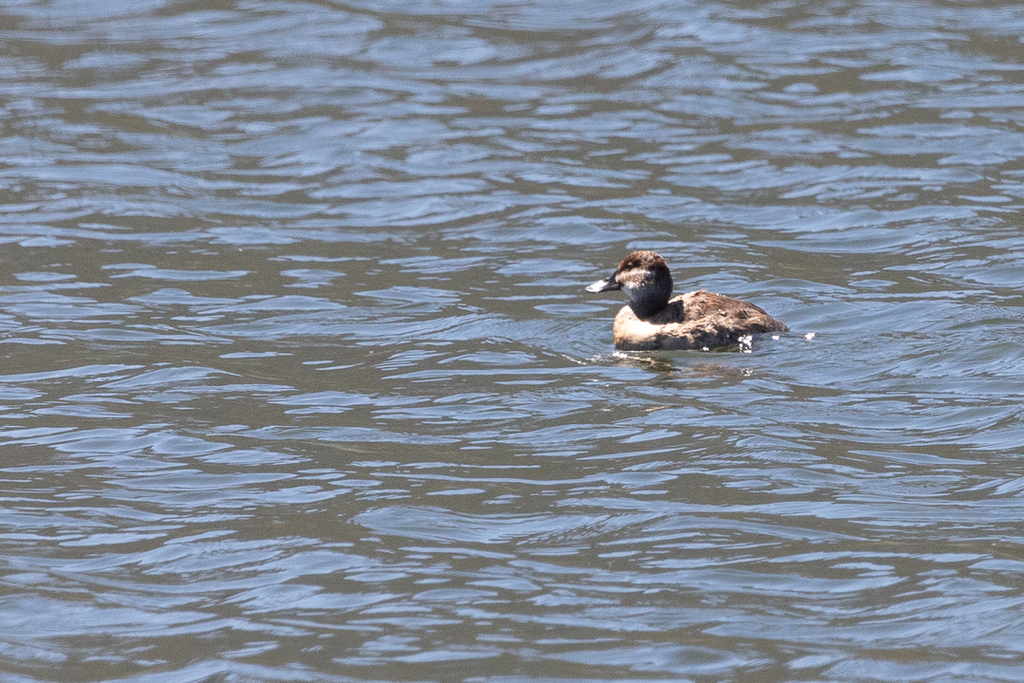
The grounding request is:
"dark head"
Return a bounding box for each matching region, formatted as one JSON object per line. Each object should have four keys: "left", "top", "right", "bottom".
{"left": 585, "top": 250, "right": 674, "bottom": 319}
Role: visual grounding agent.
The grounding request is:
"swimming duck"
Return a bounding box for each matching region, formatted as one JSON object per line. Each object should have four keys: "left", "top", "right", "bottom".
{"left": 586, "top": 250, "right": 788, "bottom": 350}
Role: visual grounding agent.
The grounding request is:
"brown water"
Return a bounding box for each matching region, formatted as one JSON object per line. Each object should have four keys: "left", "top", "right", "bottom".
{"left": 2, "top": 1, "right": 1024, "bottom": 682}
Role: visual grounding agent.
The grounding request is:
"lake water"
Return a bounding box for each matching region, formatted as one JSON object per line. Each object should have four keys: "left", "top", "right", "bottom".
{"left": 2, "top": 1, "right": 1024, "bottom": 681}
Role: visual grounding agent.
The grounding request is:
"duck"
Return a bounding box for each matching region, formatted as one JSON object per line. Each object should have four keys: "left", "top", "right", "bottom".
{"left": 585, "top": 250, "right": 788, "bottom": 350}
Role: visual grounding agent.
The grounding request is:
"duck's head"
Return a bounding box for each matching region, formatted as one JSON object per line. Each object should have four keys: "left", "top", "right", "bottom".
{"left": 585, "top": 250, "right": 674, "bottom": 319}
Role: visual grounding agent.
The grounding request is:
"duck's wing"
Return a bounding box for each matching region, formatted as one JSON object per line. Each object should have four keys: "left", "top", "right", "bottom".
{"left": 611, "top": 291, "right": 788, "bottom": 350}
{"left": 676, "top": 290, "right": 788, "bottom": 333}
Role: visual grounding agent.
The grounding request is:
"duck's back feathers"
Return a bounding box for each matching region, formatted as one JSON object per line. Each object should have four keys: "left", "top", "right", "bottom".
{"left": 612, "top": 289, "right": 788, "bottom": 351}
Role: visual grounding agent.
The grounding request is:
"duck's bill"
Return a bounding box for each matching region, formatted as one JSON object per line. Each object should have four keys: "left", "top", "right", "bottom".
{"left": 585, "top": 274, "right": 621, "bottom": 293}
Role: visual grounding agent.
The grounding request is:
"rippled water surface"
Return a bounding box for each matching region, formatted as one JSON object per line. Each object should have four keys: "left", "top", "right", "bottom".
{"left": 2, "top": 1, "right": 1024, "bottom": 681}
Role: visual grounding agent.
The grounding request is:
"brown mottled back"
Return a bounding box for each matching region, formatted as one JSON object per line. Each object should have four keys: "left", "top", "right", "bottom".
{"left": 612, "top": 290, "right": 788, "bottom": 351}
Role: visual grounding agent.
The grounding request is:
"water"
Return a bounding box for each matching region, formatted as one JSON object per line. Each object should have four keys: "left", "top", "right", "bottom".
{"left": 2, "top": 1, "right": 1024, "bottom": 681}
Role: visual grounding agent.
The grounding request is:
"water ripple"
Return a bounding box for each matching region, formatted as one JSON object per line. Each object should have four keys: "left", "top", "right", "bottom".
{"left": 2, "top": 0, "right": 1024, "bottom": 681}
